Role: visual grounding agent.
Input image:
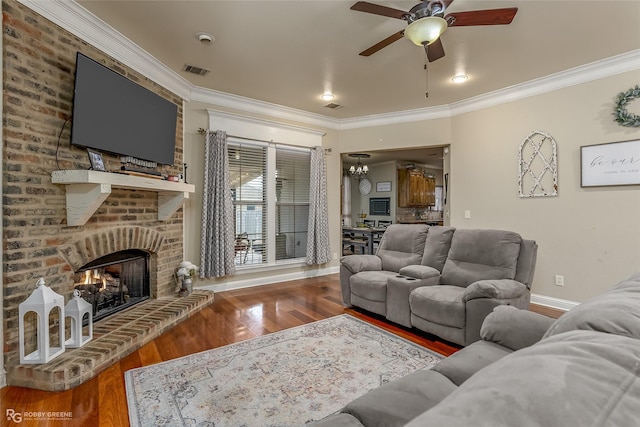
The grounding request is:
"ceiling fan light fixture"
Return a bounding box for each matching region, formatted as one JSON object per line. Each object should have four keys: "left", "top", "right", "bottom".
{"left": 404, "top": 16, "right": 447, "bottom": 46}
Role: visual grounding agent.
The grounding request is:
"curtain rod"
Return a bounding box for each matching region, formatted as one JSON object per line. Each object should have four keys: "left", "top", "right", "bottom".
{"left": 197, "top": 128, "right": 332, "bottom": 153}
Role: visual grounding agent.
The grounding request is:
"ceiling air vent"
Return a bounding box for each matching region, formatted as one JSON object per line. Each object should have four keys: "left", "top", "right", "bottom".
{"left": 324, "top": 103, "right": 343, "bottom": 110}
{"left": 183, "top": 64, "right": 210, "bottom": 76}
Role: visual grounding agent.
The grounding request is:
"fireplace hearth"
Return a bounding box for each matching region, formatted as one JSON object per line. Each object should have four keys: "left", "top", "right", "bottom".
{"left": 74, "top": 249, "right": 150, "bottom": 322}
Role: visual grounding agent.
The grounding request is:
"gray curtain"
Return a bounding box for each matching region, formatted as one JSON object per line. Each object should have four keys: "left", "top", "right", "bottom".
{"left": 200, "top": 130, "right": 236, "bottom": 278}
{"left": 306, "top": 146, "right": 332, "bottom": 265}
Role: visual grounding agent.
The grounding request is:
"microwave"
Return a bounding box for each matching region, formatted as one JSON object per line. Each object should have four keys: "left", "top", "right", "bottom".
{"left": 369, "top": 197, "right": 390, "bottom": 216}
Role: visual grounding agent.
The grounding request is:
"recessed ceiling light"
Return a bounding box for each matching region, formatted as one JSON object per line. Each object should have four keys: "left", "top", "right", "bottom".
{"left": 195, "top": 32, "right": 214, "bottom": 43}
{"left": 321, "top": 92, "right": 335, "bottom": 101}
{"left": 451, "top": 74, "right": 468, "bottom": 84}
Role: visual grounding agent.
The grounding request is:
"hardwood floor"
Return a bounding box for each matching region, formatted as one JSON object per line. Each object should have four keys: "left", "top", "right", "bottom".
{"left": 0, "top": 274, "right": 562, "bottom": 427}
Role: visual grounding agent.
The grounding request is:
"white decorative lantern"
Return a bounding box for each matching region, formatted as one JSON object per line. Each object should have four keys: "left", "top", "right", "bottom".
{"left": 19, "top": 278, "right": 65, "bottom": 364}
{"left": 64, "top": 289, "right": 93, "bottom": 348}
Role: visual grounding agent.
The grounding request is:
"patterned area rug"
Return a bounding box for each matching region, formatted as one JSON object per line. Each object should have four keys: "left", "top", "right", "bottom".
{"left": 125, "top": 314, "right": 443, "bottom": 427}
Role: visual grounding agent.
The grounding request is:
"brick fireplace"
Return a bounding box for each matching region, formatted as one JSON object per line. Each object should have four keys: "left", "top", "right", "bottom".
{"left": 2, "top": 1, "right": 212, "bottom": 390}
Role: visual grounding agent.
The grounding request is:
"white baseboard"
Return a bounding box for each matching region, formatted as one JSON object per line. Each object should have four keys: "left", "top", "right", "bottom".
{"left": 199, "top": 265, "right": 340, "bottom": 293}
{"left": 530, "top": 293, "right": 579, "bottom": 312}
{"left": 199, "top": 271, "right": 578, "bottom": 313}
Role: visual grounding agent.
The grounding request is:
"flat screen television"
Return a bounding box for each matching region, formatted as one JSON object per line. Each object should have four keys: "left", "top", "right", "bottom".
{"left": 70, "top": 52, "right": 178, "bottom": 166}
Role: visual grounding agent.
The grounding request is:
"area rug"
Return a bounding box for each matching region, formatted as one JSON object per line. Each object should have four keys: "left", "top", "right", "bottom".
{"left": 125, "top": 314, "right": 443, "bottom": 427}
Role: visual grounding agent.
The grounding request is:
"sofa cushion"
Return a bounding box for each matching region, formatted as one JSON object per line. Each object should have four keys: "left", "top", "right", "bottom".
{"left": 543, "top": 272, "right": 640, "bottom": 340}
{"left": 421, "top": 226, "right": 455, "bottom": 272}
{"left": 377, "top": 224, "right": 429, "bottom": 272}
{"left": 350, "top": 271, "right": 397, "bottom": 302}
{"left": 441, "top": 229, "right": 522, "bottom": 287}
{"left": 431, "top": 340, "right": 512, "bottom": 386}
{"left": 405, "top": 330, "right": 640, "bottom": 427}
{"left": 480, "top": 305, "right": 555, "bottom": 351}
{"left": 410, "top": 285, "right": 466, "bottom": 328}
{"left": 343, "top": 369, "right": 457, "bottom": 427}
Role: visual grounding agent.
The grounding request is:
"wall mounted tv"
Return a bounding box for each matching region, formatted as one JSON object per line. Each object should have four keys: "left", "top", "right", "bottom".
{"left": 70, "top": 52, "right": 178, "bottom": 166}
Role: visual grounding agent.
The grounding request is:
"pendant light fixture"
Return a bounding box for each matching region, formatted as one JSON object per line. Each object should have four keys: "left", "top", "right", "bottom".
{"left": 348, "top": 153, "right": 370, "bottom": 180}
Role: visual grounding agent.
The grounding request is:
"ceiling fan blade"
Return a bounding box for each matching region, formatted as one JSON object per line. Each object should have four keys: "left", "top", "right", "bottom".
{"left": 359, "top": 30, "right": 405, "bottom": 56}
{"left": 350, "top": 1, "right": 407, "bottom": 20}
{"left": 426, "top": 38, "right": 445, "bottom": 62}
{"left": 446, "top": 7, "right": 518, "bottom": 26}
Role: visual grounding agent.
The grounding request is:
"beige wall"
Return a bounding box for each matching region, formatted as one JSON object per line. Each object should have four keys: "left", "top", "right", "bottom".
{"left": 184, "top": 71, "right": 639, "bottom": 303}
{"left": 449, "top": 70, "right": 640, "bottom": 302}
{"left": 340, "top": 71, "right": 640, "bottom": 303}
{"left": 340, "top": 118, "right": 452, "bottom": 152}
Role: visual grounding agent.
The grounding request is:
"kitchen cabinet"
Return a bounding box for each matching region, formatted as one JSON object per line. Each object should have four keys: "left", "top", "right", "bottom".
{"left": 397, "top": 169, "right": 435, "bottom": 207}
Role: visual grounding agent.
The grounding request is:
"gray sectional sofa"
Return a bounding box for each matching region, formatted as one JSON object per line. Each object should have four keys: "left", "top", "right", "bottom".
{"left": 340, "top": 224, "right": 538, "bottom": 346}
{"left": 312, "top": 273, "right": 640, "bottom": 426}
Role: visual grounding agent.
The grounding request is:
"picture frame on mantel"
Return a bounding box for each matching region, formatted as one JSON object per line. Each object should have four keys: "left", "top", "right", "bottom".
{"left": 376, "top": 181, "right": 392, "bottom": 192}
{"left": 581, "top": 139, "right": 640, "bottom": 187}
{"left": 87, "top": 148, "right": 106, "bottom": 172}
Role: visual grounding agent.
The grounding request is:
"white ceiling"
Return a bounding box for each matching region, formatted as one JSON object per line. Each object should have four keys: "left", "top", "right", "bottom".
{"left": 76, "top": 0, "right": 640, "bottom": 120}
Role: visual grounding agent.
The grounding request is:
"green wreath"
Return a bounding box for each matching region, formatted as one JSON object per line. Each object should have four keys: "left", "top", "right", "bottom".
{"left": 614, "top": 85, "right": 640, "bottom": 127}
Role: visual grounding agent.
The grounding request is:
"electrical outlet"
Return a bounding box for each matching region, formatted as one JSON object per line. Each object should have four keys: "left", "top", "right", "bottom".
{"left": 333, "top": 252, "right": 338, "bottom": 260}
{"left": 554, "top": 275, "right": 564, "bottom": 286}
{"left": 464, "top": 210, "right": 471, "bottom": 219}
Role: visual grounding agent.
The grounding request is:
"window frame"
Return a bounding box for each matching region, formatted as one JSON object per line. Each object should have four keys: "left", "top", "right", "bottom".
{"left": 228, "top": 138, "right": 311, "bottom": 268}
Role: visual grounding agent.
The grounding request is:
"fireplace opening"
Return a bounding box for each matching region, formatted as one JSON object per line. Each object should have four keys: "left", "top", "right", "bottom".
{"left": 73, "top": 249, "right": 150, "bottom": 322}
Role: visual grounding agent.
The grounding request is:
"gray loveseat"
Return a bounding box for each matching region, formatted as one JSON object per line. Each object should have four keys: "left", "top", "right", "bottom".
{"left": 312, "top": 272, "right": 640, "bottom": 426}
{"left": 340, "top": 224, "right": 538, "bottom": 346}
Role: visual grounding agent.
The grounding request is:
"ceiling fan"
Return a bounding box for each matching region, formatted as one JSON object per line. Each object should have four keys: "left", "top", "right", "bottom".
{"left": 351, "top": 1, "right": 518, "bottom": 62}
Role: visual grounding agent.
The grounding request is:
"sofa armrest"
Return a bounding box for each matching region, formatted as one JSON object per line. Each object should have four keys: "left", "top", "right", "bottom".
{"left": 480, "top": 305, "right": 555, "bottom": 351}
{"left": 462, "top": 279, "right": 528, "bottom": 302}
{"left": 398, "top": 265, "right": 440, "bottom": 280}
{"left": 341, "top": 255, "right": 382, "bottom": 274}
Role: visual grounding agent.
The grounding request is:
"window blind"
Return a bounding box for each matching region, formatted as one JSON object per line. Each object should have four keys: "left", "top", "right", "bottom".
{"left": 227, "top": 140, "right": 311, "bottom": 266}
{"left": 275, "top": 147, "right": 311, "bottom": 261}
{"left": 228, "top": 142, "right": 267, "bottom": 264}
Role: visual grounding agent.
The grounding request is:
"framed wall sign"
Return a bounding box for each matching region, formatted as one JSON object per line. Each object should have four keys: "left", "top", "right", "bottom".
{"left": 581, "top": 139, "right": 640, "bottom": 187}
{"left": 376, "top": 181, "right": 391, "bottom": 192}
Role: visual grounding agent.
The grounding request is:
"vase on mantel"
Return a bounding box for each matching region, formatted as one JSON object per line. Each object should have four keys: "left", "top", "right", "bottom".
{"left": 178, "top": 277, "right": 193, "bottom": 297}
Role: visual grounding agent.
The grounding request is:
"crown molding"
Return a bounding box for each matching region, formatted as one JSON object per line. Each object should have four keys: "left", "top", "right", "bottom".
{"left": 18, "top": 1, "right": 640, "bottom": 131}
{"left": 337, "top": 104, "right": 452, "bottom": 130}
{"left": 193, "top": 49, "right": 640, "bottom": 130}
{"left": 16, "top": 0, "right": 193, "bottom": 100}
{"left": 192, "top": 87, "right": 340, "bottom": 130}
{"left": 207, "top": 108, "right": 326, "bottom": 136}
{"left": 449, "top": 49, "right": 640, "bottom": 117}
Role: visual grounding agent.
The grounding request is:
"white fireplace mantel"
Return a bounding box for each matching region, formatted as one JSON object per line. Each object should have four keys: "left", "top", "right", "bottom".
{"left": 51, "top": 170, "right": 195, "bottom": 226}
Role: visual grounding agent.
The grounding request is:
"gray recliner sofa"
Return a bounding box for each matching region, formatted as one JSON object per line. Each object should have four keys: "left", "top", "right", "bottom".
{"left": 340, "top": 225, "right": 538, "bottom": 346}
{"left": 311, "top": 272, "right": 640, "bottom": 427}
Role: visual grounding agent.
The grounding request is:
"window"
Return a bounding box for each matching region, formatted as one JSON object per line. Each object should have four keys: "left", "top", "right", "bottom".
{"left": 228, "top": 143, "right": 267, "bottom": 264}
{"left": 276, "top": 148, "right": 310, "bottom": 261}
{"left": 228, "top": 139, "right": 310, "bottom": 266}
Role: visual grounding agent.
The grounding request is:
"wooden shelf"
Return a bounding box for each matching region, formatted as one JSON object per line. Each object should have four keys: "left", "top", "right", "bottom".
{"left": 51, "top": 170, "right": 195, "bottom": 226}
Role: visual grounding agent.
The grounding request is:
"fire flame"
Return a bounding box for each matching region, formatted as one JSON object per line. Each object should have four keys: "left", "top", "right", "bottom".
{"left": 82, "top": 269, "right": 107, "bottom": 290}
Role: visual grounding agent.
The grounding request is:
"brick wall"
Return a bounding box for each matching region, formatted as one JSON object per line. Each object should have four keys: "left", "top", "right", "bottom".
{"left": 2, "top": 0, "right": 186, "bottom": 369}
